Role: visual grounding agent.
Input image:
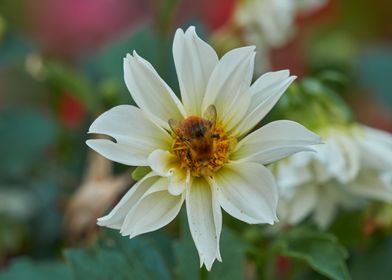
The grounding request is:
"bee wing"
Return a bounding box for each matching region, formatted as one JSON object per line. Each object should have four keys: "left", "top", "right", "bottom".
{"left": 168, "top": 119, "right": 182, "bottom": 135}
{"left": 203, "top": 105, "right": 217, "bottom": 124}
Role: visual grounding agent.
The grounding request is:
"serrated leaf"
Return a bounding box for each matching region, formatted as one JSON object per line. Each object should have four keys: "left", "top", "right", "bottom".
{"left": 0, "top": 258, "right": 71, "bottom": 280}
{"left": 131, "top": 166, "right": 152, "bottom": 181}
{"left": 280, "top": 228, "right": 351, "bottom": 280}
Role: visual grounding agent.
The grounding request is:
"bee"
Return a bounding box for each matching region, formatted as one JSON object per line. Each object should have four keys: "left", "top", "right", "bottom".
{"left": 169, "top": 105, "right": 218, "bottom": 164}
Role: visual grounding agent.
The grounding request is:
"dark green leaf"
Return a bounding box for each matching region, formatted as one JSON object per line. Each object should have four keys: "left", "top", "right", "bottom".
{"left": 350, "top": 236, "right": 392, "bottom": 280}
{"left": 208, "top": 229, "right": 247, "bottom": 280}
{"left": 65, "top": 229, "right": 172, "bottom": 280}
{"left": 279, "top": 228, "right": 351, "bottom": 280}
{"left": 174, "top": 211, "right": 247, "bottom": 280}
{"left": 173, "top": 213, "right": 200, "bottom": 280}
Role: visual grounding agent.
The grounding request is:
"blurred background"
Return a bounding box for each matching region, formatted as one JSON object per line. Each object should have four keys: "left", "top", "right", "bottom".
{"left": 0, "top": 0, "right": 391, "bottom": 279}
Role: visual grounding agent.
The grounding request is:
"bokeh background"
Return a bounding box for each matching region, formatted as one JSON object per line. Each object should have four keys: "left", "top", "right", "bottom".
{"left": 0, "top": 0, "right": 391, "bottom": 279}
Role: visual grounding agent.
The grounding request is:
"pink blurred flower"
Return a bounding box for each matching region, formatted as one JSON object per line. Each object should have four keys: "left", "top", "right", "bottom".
{"left": 28, "top": 0, "right": 150, "bottom": 58}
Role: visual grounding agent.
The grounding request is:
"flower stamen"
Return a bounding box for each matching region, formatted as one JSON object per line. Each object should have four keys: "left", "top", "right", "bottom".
{"left": 169, "top": 106, "right": 232, "bottom": 177}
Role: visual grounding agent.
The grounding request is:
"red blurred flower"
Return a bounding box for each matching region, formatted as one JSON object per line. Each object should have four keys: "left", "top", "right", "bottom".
{"left": 198, "top": 0, "right": 237, "bottom": 31}
{"left": 59, "top": 93, "right": 86, "bottom": 129}
{"left": 175, "top": 0, "right": 237, "bottom": 32}
{"left": 276, "top": 255, "right": 292, "bottom": 278}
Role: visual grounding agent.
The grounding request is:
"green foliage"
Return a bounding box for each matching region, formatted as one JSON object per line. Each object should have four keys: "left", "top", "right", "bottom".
{"left": 0, "top": 110, "right": 56, "bottom": 177}
{"left": 0, "top": 32, "right": 35, "bottom": 68}
{"left": 350, "top": 236, "right": 392, "bottom": 280}
{"left": 44, "top": 62, "right": 98, "bottom": 113}
{"left": 357, "top": 48, "right": 392, "bottom": 107}
{"left": 0, "top": 258, "right": 72, "bottom": 280}
{"left": 174, "top": 213, "right": 247, "bottom": 280}
{"left": 65, "top": 230, "right": 172, "bottom": 280}
{"left": 278, "top": 228, "right": 350, "bottom": 280}
{"left": 272, "top": 77, "right": 354, "bottom": 131}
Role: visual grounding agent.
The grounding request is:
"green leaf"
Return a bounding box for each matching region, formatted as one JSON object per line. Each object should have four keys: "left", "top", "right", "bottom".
{"left": 174, "top": 211, "right": 247, "bottom": 280}
{"left": 44, "top": 62, "right": 97, "bottom": 113}
{"left": 65, "top": 229, "right": 172, "bottom": 280}
{"left": 279, "top": 228, "right": 351, "bottom": 280}
{"left": 208, "top": 229, "right": 247, "bottom": 280}
{"left": 131, "top": 166, "right": 151, "bottom": 181}
{"left": 0, "top": 258, "right": 72, "bottom": 280}
{"left": 173, "top": 212, "right": 200, "bottom": 280}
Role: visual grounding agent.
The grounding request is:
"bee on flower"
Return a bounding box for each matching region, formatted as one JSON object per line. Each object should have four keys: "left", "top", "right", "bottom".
{"left": 86, "top": 26, "right": 320, "bottom": 270}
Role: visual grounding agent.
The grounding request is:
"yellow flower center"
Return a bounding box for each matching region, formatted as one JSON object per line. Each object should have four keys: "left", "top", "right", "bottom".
{"left": 170, "top": 114, "right": 232, "bottom": 177}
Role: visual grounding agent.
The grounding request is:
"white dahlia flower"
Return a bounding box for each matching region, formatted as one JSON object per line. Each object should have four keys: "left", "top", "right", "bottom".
{"left": 276, "top": 124, "right": 392, "bottom": 229}
{"left": 86, "top": 26, "right": 320, "bottom": 270}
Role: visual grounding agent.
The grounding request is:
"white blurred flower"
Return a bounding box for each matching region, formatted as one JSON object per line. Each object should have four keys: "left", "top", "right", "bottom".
{"left": 86, "top": 26, "right": 320, "bottom": 270}
{"left": 233, "top": 0, "right": 327, "bottom": 72}
{"left": 276, "top": 124, "right": 392, "bottom": 229}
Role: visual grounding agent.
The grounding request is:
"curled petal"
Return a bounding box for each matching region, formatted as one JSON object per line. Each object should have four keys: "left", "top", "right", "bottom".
{"left": 148, "top": 149, "right": 188, "bottom": 195}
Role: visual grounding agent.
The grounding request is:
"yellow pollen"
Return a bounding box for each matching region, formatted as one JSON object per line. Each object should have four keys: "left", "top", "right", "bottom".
{"left": 170, "top": 115, "right": 232, "bottom": 177}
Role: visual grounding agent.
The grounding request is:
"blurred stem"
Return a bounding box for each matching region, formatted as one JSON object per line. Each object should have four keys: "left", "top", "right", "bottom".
{"left": 200, "top": 267, "right": 208, "bottom": 280}
{"left": 153, "top": 0, "right": 181, "bottom": 38}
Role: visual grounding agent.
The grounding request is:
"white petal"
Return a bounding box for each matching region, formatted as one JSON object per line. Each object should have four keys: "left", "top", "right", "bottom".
{"left": 97, "top": 173, "right": 158, "bottom": 229}
{"left": 321, "top": 133, "right": 360, "bottom": 183}
{"left": 280, "top": 183, "right": 317, "bottom": 224}
{"left": 147, "top": 149, "right": 188, "bottom": 195}
{"left": 357, "top": 126, "right": 392, "bottom": 172}
{"left": 312, "top": 183, "right": 341, "bottom": 229}
{"left": 346, "top": 171, "right": 392, "bottom": 203}
{"left": 148, "top": 149, "right": 177, "bottom": 176}
{"left": 233, "top": 71, "right": 296, "bottom": 136}
{"left": 168, "top": 168, "right": 189, "bottom": 196}
{"left": 274, "top": 154, "right": 313, "bottom": 189}
{"left": 212, "top": 162, "right": 278, "bottom": 224}
{"left": 124, "top": 52, "right": 186, "bottom": 129}
{"left": 87, "top": 105, "right": 171, "bottom": 166}
{"left": 120, "top": 177, "right": 184, "bottom": 238}
{"left": 173, "top": 27, "right": 219, "bottom": 116}
{"left": 202, "top": 46, "right": 254, "bottom": 131}
{"left": 232, "top": 120, "right": 321, "bottom": 165}
{"left": 186, "top": 177, "right": 221, "bottom": 271}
